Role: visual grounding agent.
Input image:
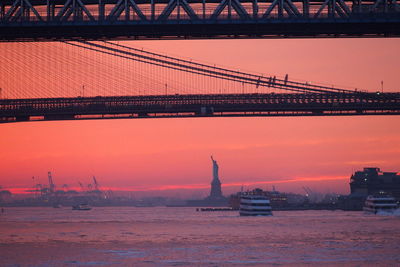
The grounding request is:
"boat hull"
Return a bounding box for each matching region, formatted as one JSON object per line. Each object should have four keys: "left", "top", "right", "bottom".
{"left": 239, "top": 195, "right": 273, "bottom": 216}
{"left": 72, "top": 208, "right": 92, "bottom": 211}
{"left": 363, "top": 195, "right": 398, "bottom": 214}
{"left": 72, "top": 204, "right": 92, "bottom": 210}
{"left": 239, "top": 211, "right": 273, "bottom": 216}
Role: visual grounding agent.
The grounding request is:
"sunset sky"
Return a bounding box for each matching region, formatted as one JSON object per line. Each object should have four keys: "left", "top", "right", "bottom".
{"left": 1, "top": 38, "right": 400, "bottom": 197}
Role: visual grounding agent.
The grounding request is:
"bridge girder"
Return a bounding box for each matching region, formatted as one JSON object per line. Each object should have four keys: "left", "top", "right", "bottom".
{"left": 1, "top": 93, "right": 400, "bottom": 123}
{"left": 0, "top": 0, "right": 400, "bottom": 41}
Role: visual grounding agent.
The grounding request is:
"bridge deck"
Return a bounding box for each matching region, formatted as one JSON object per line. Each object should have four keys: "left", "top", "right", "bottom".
{"left": 1, "top": 93, "right": 400, "bottom": 123}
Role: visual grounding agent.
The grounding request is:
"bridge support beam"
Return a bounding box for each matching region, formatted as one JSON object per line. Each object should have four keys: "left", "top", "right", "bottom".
{"left": 1, "top": 20, "right": 400, "bottom": 42}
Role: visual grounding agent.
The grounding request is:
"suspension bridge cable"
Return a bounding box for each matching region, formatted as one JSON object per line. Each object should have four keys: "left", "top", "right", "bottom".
{"left": 65, "top": 41, "right": 265, "bottom": 94}
{"left": 101, "top": 41, "right": 356, "bottom": 94}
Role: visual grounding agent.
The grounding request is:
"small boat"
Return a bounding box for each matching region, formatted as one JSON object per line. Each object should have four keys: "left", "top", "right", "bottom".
{"left": 72, "top": 204, "right": 92, "bottom": 210}
{"left": 239, "top": 193, "right": 272, "bottom": 216}
{"left": 363, "top": 194, "right": 398, "bottom": 214}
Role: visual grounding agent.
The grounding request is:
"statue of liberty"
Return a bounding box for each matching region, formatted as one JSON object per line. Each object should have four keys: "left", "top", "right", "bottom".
{"left": 209, "top": 156, "right": 223, "bottom": 199}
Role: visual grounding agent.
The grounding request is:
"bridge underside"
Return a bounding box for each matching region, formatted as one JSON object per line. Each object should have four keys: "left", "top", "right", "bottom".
{"left": 1, "top": 0, "right": 400, "bottom": 41}
{"left": 2, "top": 20, "right": 400, "bottom": 42}
{"left": 1, "top": 93, "right": 400, "bottom": 123}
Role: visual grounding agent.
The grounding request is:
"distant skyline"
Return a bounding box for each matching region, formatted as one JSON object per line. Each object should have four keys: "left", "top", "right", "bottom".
{"left": 1, "top": 38, "right": 400, "bottom": 196}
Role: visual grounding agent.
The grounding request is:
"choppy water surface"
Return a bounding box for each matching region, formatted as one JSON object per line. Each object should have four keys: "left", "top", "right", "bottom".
{"left": 1, "top": 207, "right": 399, "bottom": 266}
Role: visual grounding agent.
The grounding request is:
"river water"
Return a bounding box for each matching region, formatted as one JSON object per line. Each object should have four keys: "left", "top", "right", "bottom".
{"left": 0, "top": 207, "right": 399, "bottom": 266}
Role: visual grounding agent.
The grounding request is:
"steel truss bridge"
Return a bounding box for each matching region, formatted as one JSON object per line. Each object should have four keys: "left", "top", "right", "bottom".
{"left": 0, "top": 0, "right": 400, "bottom": 41}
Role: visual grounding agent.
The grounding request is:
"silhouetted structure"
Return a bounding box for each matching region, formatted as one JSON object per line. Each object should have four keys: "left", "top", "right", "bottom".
{"left": 1, "top": 41, "right": 400, "bottom": 123}
{"left": 186, "top": 156, "right": 227, "bottom": 207}
{"left": 208, "top": 156, "right": 223, "bottom": 200}
{"left": 339, "top": 167, "right": 400, "bottom": 210}
{"left": 1, "top": 0, "right": 400, "bottom": 41}
{"left": 350, "top": 167, "right": 400, "bottom": 199}
{"left": 3, "top": 92, "right": 400, "bottom": 124}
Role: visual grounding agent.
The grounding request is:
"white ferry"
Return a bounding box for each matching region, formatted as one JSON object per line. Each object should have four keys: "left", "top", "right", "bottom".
{"left": 363, "top": 195, "right": 398, "bottom": 214}
{"left": 239, "top": 194, "right": 272, "bottom": 216}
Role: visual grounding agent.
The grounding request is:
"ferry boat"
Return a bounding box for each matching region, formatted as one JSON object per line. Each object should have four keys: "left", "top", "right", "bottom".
{"left": 239, "top": 194, "right": 272, "bottom": 216}
{"left": 363, "top": 194, "right": 398, "bottom": 214}
{"left": 72, "top": 204, "right": 92, "bottom": 210}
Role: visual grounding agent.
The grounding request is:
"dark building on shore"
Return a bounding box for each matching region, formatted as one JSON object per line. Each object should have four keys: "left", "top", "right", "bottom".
{"left": 350, "top": 167, "right": 400, "bottom": 199}
{"left": 339, "top": 167, "right": 400, "bottom": 210}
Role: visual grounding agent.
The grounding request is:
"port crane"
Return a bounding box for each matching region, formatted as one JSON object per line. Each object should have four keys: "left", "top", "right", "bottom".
{"left": 93, "top": 176, "right": 100, "bottom": 191}
{"left": 48, "top": 171, "right": 55, "bottom": 194}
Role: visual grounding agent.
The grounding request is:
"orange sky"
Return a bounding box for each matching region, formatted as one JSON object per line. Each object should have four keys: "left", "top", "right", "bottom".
{"left": 1, "top": 38, "right": 400, "bottom": 196}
